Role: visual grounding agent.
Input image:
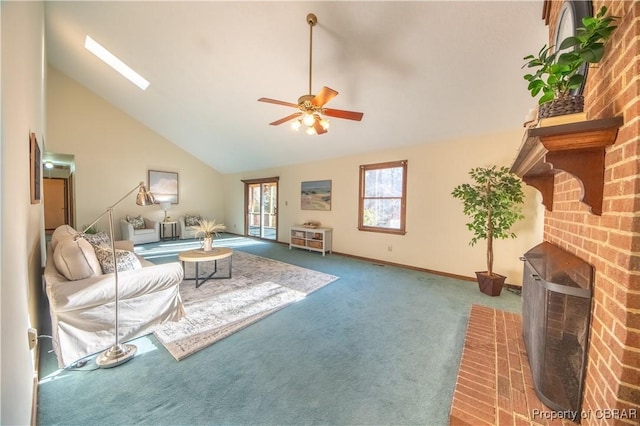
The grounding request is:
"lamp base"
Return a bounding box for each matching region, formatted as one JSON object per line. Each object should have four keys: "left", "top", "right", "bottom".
{"left": 95, "top": 343, "right": 137, "bottom": 368}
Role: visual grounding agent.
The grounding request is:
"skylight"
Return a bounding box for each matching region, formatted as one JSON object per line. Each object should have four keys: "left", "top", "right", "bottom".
{"left": 84, "top": 35, "right": 150, "bottom": 91}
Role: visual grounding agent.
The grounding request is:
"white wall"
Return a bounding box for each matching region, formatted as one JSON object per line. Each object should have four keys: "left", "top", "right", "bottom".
{"left": 1, "top": 1, "right": 46, "bottom": 424}
{"left": 46, "top": 68, "right": 225, "bottom": 239}
{"left": 225, "top": 130, "right": 544, "bottom": 285}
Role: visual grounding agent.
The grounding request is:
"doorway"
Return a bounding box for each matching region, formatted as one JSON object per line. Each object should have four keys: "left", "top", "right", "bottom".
{"left": 242, "top": 177, "right": 278, "bottom": 240}
{"left": 42, "top": 153, "right": 75, "bottom": 233}
{"left": 44, "top": 178, "right": 69, "bottom": 231}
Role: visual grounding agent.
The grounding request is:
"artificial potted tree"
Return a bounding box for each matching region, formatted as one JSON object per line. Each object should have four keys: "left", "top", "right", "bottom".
{"left": 452, "top": 166, "right": 525, "bottom": 296}
{"left": 523, "top": 6, "right": 618, "bottom": 118}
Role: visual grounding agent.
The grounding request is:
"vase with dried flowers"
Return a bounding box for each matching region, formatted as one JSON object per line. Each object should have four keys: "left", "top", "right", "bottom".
{"left": 192, "top": 219, "right": 226, "bottom": 251}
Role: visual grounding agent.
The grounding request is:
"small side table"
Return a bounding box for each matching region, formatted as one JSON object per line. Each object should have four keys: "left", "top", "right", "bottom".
{"left": 160, "top": 221, "right": 178, "bottom": 241}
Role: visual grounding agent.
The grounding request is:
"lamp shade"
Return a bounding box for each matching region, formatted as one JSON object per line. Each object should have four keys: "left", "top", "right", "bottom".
{"left": 160, "top": 202, "right": 171, "bottom": 211}
{"left": 136, "top": 184, "right": 155, "bottom": 206}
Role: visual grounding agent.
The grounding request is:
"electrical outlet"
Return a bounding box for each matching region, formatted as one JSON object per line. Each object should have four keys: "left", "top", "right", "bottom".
{"left": 28, "top": 328, "right": 37, "bottom": 350}
{"left": 388, "top": 245, "right": 393, "bottom": 252}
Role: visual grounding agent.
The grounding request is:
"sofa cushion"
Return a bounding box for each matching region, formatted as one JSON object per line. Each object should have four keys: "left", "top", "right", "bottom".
{"left": 51, "top": 225, "right": 78, "bottom": 250}
{"left": 184, "top": 214, "right": 202, "bottom": 227}
{"left": 126, "top": 215, "right": 145, "bottom": 230}
{"left": 82, "top": 230, "right": 111, "bottom": 247}
{"left": 53, "top": 238, "right": 103, "bottom": 281}
{"left": 94, "top": 245, "right": 142, "bottom": 273}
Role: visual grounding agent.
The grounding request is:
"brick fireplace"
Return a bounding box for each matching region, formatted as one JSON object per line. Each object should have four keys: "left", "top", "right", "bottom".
{"left": 451, "top": 1, "right": 639, "bottom": 424}
{"left": 542, "top": 1, "right": 640, "bottom": 422}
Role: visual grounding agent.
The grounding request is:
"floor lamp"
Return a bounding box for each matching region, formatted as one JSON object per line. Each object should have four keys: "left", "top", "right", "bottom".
{"left": 76, "top": 181, "right": 155, "bottom": 368}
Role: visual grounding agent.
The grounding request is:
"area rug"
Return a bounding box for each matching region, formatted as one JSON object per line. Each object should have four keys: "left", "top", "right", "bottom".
{"left": 154, "top": 251, "right": 339, "bottom": 361}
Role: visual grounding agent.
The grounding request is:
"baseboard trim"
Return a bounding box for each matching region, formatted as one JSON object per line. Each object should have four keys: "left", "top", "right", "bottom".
{"left": 227, "top": 232, "right": 521, "bottom": 289}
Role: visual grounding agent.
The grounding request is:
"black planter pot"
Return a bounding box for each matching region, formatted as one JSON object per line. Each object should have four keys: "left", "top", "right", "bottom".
{"left": 475, "top": 271, "right": 506, "bottom": 297}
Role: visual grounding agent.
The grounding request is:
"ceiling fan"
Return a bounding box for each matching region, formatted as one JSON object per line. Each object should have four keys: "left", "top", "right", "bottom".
{"left": 258, "top": 13, "right": 364, "bottom": 135}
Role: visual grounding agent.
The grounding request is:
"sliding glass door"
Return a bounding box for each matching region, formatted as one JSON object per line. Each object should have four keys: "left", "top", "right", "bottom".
{"left": 243, "top": 177, "right": 278, "bottom": 240}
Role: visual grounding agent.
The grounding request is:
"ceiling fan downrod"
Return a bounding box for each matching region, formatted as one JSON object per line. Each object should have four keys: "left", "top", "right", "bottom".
{"left": 307, "top": 13, "right": 317, "bottom": 96}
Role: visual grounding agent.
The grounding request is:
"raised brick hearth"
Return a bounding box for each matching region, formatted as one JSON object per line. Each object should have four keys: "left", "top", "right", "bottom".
{"left": 450, "top": 305, "right": 576, "bottom": 426}
{"left": 448, "top": 305, "right": 629, "bottom": 426}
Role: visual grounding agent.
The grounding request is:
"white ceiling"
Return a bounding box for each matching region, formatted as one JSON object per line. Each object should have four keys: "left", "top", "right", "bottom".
{"left": 44, "top": 1, "right": 548, "bottom": 174}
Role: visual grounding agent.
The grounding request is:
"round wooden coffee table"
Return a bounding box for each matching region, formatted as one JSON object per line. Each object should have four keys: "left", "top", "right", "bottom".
{"left": 178, "top": 247, "right": 233, "bottom": 288}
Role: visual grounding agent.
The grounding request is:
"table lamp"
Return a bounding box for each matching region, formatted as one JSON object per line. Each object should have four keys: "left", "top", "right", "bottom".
{"left": 160, "top": 202, "right": 172, "bottom": 221}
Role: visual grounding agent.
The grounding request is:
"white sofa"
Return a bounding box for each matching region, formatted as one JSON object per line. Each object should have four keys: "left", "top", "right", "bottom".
{"left": 120, "top": 216, "right": 160, "bottom": 244}
{"left": 44, "top": 225, "right": 184, "bottom": 367}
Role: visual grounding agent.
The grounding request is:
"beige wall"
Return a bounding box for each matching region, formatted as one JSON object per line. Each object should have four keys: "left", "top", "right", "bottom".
{"left": 44, "top": 44, "right": 544, "bottom": 287}
{"left": 46, "top": 67, "right": 225, "bottom": 239}
{"left": 1, "top": 1, "right": 46, "bottom": 424}
{"left": 225, "top": 130, "right": 544, "bottom": 286}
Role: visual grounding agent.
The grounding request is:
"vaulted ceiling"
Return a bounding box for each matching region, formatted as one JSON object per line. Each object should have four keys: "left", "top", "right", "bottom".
{"left": 44, "top": 1, "right": 548, "bottom": 174}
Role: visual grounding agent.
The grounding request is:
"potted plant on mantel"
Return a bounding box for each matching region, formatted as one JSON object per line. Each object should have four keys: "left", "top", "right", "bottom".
{"left": 452, "top": 166, "right": 525, "bottom": 296}
{"left": 522, "top": 6, "right": 618, "bottom": 118}
{"left": 193, "top": 219, "right": 226, "bottom": 252}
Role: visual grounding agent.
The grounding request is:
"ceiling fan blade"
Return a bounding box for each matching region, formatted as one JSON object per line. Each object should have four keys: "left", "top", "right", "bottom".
{"left": 313, "top": 117, "right": 328, "bottom": 135}
{"left": 258, "top": 97, "right": 299, "bottom": 108}
{"left": 312, "top": 86, "right": 338, "bottom": 107}
{"left": 323, "top": 108, "right": 364, "bottom": 121}
{"left": 269, "top": 113, "right": 301, "bottom": 126}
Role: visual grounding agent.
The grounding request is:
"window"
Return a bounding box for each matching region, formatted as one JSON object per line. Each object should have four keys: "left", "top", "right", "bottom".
{"left": 358, "top": 160, "right": 407, "bottom": 235}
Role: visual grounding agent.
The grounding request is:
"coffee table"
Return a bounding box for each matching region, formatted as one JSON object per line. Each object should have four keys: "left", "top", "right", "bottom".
{"left": 178, "top": 247, "right": 233, "bottom": 288}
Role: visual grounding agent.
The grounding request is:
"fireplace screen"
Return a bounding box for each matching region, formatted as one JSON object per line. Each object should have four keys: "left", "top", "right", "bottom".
{"left": 521, "top": 242, "right": 593, "bottom": 421}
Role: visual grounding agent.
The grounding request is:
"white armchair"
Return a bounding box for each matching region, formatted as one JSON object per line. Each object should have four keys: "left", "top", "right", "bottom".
{"left": 178, "top": 214, "right": 202, "bottom": 239}
{"left": 120, "top": 216, "right": 160, "bottom": 245}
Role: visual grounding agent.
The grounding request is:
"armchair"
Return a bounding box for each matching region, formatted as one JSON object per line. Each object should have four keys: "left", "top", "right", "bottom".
{"left": 120, "top": 216, "right": 160, "bottom": 245}
{"left": 178, "top": 214, "right": 202, "bottom": 239}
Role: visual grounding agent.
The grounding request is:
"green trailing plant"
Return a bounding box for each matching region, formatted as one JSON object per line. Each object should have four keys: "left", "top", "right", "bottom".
{"left": 81, "top": 224, "right": 100, "bottom": 234}
{"left": 451, "top": 166, "right": 525, "bottom": 277}
{"left": 523, "top": 6, "right": 618, "bottom": 104}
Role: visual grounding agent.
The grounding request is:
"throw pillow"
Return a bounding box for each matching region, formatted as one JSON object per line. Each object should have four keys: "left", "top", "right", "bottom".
{"left": 50, "top": 225, "right": 77, "bottom": 250}
{"left": 94, "top": 245, "right": 142, "bottom": 274}
{"left": 185, "top": 214, "right": 202, "bottom": 227}
{"left": 82, "top": 230, "right": 111, "bottom": 247}
{"left": 53, "top": 238, "right": 103, "bottom": 280}
{"left": 126, "top": 215, "right": 145, "bottom": 230}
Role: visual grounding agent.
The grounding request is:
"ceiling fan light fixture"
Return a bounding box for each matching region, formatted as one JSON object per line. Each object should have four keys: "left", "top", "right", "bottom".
{"left": 306, "top": 126, "right": 316, "bottom": 135}
{"left": 319, "top": 118, "right": 330, "bottom": 130}
{"left": 303, "top": 113, "right": 315, "bottom": 127}
{"left": 291, "top": 120, "right": 302, "bottom": 131}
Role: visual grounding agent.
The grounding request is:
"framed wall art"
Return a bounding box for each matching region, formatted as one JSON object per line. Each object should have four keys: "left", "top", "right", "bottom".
{"left": 301, "top": 180, "right": 331, "bottom": 211}
{"left": 148, "top": 170, "right": 179, "bottom": 204}
{"left": 30, "top": 132, "right": 41, "bottom": 204}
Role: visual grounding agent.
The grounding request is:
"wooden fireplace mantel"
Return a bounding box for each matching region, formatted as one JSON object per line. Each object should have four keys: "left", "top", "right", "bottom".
{"left": 510, "top": 116, "right": 623, "bottom": 215}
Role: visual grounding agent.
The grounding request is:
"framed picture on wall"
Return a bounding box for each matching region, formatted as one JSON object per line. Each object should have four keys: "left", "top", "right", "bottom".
{"left": 148, "top": 170, "right": 179, "bottom": 204}
{"left": 30, "top": 132, "right": 41, "bottom": 204}
{"left": 301, "top": 180, "right": 331, "bottom": 211}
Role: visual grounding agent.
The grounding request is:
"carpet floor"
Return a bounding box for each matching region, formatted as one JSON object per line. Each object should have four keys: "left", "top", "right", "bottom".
{"left": 37, "top": 234, "right": 522, "bottom": 425}
{"left": 155, "top": 251, "right": 338, "bottom": 360}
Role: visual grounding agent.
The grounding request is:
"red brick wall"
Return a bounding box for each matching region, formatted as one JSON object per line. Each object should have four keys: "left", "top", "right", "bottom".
{"left": 543, "top": 1, "right": 640, "bottom": 424}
